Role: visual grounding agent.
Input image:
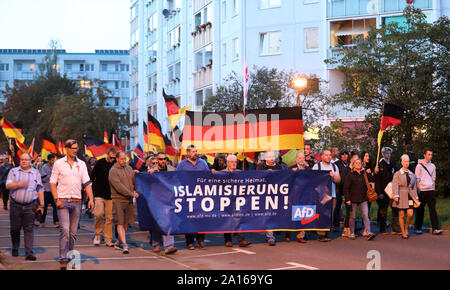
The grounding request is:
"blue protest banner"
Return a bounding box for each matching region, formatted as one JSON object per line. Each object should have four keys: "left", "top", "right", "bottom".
{"left": 135, "top": 170, "right": 332, "bottom": 235}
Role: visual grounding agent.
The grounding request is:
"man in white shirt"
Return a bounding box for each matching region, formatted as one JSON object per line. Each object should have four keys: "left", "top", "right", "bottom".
{"left": 50, "top": 139, "right": 94, "bottom": 270}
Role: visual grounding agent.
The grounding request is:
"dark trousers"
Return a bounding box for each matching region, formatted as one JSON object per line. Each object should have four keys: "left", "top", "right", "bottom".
{"left": 415, "top": 190, "right": 440, "bottom": 231}
{"left": 377, "top": 198, "right": 400, "bottom": 232}
{"left": 344, "top": 203, "right": 351, "bottom": 228}
{"left": 224, "top": 233, "right": 244, "bottom": 243}
{"left": 333, "top": 195, "right": 343, "bottom": 228}
{"left": 9, "top": 200, "right": 36, "bottom": 255}
{"left": 1, "top": 187, "right": 9, "bottom": 207}
{"left": 43, "top": 191, "right": 58, "bottom": 223}
{"left": 185, "top": 233, "right": 205, "bottom": 246}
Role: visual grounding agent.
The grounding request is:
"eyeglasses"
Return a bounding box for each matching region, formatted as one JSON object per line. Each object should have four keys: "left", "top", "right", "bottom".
{"left": 158, "top": 158, "right": 168, "bottom": 161}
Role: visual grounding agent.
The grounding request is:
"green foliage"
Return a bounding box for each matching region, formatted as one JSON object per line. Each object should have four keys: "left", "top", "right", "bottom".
{"left": 0, "top": 46, "right": 129, "bottom": 152}
{"left": 203, "top": 66, "right": 331, "bottom": 127}
{"left": 325, "top": 7, "right": 449, "bottom": 196}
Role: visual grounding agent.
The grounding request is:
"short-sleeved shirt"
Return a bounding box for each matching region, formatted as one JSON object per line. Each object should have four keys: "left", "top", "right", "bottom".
{"left": 313, "top": 162, "right": 340, "bottom": 198}
{"left": 6, "top": 167, "right": 43, "bottom": 204}
{"left": 176, "top": 158, "right": 210, "bottom": 171}
{"left": 50, "top": 156, "right": 92, "bottom": 199}
{"left": 40, "top": 163, "right": 53, "bottom": 192}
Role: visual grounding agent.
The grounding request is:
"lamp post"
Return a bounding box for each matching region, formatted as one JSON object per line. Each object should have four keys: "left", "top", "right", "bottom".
{"left": 292, "top": 77, "right": 307, "bottom": 107}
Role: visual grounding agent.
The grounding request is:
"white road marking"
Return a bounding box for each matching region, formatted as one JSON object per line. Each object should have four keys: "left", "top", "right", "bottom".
{"left": 270, "top": 262, "right": 319, "bottom": 270}
{"left": 179, "top": 248, "right": 256, "bottom": 259}
{"left": 232, "top": 248, "right": 256, "bottom": 255}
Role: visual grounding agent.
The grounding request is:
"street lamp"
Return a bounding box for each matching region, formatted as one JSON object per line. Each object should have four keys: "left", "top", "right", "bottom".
{"left": 292, "top": 77, "right": 307, "bottom": 107}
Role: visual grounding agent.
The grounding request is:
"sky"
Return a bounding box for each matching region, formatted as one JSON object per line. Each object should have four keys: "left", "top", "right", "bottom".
{"left": 0, "top": 0, "right": 130, "bottom": 52}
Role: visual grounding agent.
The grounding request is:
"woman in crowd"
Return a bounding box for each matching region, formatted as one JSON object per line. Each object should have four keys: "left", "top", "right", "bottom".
{"left": 392, "top": 154, "right": 419, "bottom": 239}
{"left": 343, "top": 158, "right": 376, "bottom": 241}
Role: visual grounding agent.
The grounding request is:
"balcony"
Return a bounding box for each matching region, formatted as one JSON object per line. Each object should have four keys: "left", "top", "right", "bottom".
{"left": 13, "top": 71, "right": 35, "bottom": 80}
{"left": 194, "top": 0, "right": 212, "bottom": 13}
{"left": 167, "top": 45, "right": 181, "bottom": 65}
{"left": 193, "top": 24, "right": 213, "bottom": 51}
{"left": 64, "top": 71, "right": 87, "bottom": 80}
{"left": 327, "top": 0, "right": 432, "bottom": 18}
{"left": 166, "top": 79, "right": 181, "bottom": 96}
{"left": 147, "top": 60, "right": 157, "bottom": 76}
{"left": 99, "top": 71, "right": 121, "bottom": 80}
{"left": 193, "top": 65, "right": 213, "bottom": 90}
{"left": 326, "top": 45, "right": 356, "bottom": 68}
{"left": 166, "top": 9, "right": 181, "bottom": 31}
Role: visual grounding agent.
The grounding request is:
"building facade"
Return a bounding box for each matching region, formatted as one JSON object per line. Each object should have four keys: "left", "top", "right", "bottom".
{"left": 0, "top": 49, "right": 130, "bottom": 115}
{"left": 130, "top": 0, "right": 449, "bottom": 149}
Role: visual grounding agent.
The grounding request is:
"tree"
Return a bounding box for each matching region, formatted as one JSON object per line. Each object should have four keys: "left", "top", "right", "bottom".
{"left": 203, "top": 66, "right": 332, "bottom": 127}
{"left": 0, "top": 46, "right": 129, "bottom": 153}
{"left": 326, "top": 7, "right": 449, "bottom": 195}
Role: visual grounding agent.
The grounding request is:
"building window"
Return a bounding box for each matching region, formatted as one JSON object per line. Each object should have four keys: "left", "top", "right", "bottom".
{"left": 260, "top": 31, "right": 281, "bottom": 56}
{"left": 305, "top": 27, "right": 319, "bottom": 51}
{"left": 232, "top": 38, "right": 239, "bottom": 60}
{"left": 16, "top": 63, "right": 22, "bottom": 71}
{"left": 0, "top": 64, "right": 9, "bottom": 71}
{"left": 65, "top": 63, "right": 72, "bottom": 71}
{"left": 80, "top": 80, "right": 91, "bottom": 88}
{"left": 86, "top": 64, "right": 94, "bottom": 71}
{"left": 196, "top": 90, "right": 203, "bottom": 107}
{"left": 222, "top": 1, "right": 227, "bottom": 20}
{"left": 101, "top": 64, "right": 108, "bottom": 72}
{"left": 260, "top": 0, "right": 281, "bottom": 9}
{"left": 223, "top": 43, "right": 227, "bottom": 64}
{"left": 122, "top": 81, "right": 129, "bottom": 89}
{"left": 233, "top": 0, "right": 239, "bottom": 16}
{"left": 79, "top": 64, "right": 85, "bottom": 72}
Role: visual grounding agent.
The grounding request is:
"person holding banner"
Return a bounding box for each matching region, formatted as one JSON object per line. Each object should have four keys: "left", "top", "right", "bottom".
{"left": 220, "top": 154, "right": 252, "bottom": 248}
{"left": 177, "top": 145, "right": 209, "bottom": 250}
{"left": 313, "top": 150, "right": 341, "bottom": 242}
{"left": 392, "top": 155, "right": 419, "bottom": 239}
{"left": 148, "top": 152, "right": 178, "bottom": 255}
{"left": 257, "top": 151, "right": 282, "bottom": 246}
{"left": 289, "top": 152, "right": 309, "bottom": 243}
{"left": 375, "top": 147, "right": 401, "bottom": 235}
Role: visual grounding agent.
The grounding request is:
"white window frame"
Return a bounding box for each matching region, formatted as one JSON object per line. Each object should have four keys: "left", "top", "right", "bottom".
{"left": 304, "top": 27, "right": 319, "bottom": 52}
{"left": 259, "top": 31, "right": 282, "bottom": 56}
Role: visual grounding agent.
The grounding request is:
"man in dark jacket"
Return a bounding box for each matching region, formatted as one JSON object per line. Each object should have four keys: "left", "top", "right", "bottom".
{"left": 374, "top": 147, "right": 400, "bottom": 235}
{"left": 91, "top": 147, "right": 117, "bottom": 247}
{"left": 0, "top": 156, "right": 13, "bottom": 210}
{"left": 333, "top": 150, "right": 350, "bottom": 233}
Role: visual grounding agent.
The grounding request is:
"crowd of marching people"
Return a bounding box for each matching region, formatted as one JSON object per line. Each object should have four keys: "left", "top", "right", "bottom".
{"left": 0, "top": 140, "right": 443, "bottom": 269}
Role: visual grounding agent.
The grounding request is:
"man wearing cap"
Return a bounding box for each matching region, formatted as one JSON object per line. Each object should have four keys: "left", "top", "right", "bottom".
{"left": 6, "top": 153, "right": 44, "bottom": 260}
{"left": 50, "top": 139, "right": 94, "bottom": 270}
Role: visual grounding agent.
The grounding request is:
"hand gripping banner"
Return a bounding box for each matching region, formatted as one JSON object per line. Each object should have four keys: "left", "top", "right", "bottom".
{"left": 135, "top": 170, "right": 332, "bottom": 235}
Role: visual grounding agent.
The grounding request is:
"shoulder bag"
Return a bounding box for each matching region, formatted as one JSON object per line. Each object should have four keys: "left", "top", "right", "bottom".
{"left": 364, "top": 172, "right": 378, "bottom": 203}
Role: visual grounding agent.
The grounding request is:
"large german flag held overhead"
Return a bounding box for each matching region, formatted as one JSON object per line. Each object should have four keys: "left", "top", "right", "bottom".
{"left": 148, "top": 112, "right": 165, "bottom": 152}
{"left": 181, "top": 107, "right": 304, "bottom": 155}
{"left": 380, "top": 103, "right": 404, "bottom": 131}
{"left": 163, "top": 89, "right": 190, "bottom": 130}
{"left": 82, "top": 136, "right": 119, "bottom": 160}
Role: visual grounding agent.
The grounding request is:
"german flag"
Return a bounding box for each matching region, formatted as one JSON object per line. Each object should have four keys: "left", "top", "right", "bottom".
{"left": 0, "top": 116, "right": 25, "bottom": 143}
{"left": 58, "top": 140, "right": 66, "bottom": 156}
{"left": 147, "top": 112, "right": 165, "bottom": 152}
{"left": 41, "top": 135, "right": 62, "bottom": 161}
{"left": 181, "top": 107, "right": 304, "bottom": 155}
{"left": 143, "top": 121, "right": 149, "bottom": 152}
{"left": 164, "top": 135, "right": 177, "bottom": 161}
{"left": 104, "top": 131, "right": 109, "bottom": 143}
{"left": 377, "top": 103, "right": 404, "bottom": 150}
{"left": 163, "top": 89, "right": 191, "bottom": 130}
{"left": 109, "top": 128, "right": 124, "bottom": 151}
{"left": 130, "top": 144, "right": 145, "bottom": 170}
{"left": 82, "top": 136, "right": 119, "bottom": 160}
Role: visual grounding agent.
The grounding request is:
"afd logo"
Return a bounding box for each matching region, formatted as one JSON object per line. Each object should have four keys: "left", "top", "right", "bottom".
{"left": 292, "top": 206, "right": 320, "bottom": 224}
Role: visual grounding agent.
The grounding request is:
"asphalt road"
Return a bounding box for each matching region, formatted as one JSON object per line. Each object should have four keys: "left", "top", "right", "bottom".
{"left": 0, "top": 206, "right": 449, "bottom": 270}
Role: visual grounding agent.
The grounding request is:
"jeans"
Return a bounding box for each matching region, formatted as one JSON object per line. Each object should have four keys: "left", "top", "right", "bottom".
{"left": 266, "top": 231, "right": 275, "bottom": 242}
{"left": 349, "top": 201, "right": 371, "bottom": 235}
{"left": 151, "top": 231, "right": 175, "bottom": 249}
{"left": 93, "top": 197, "right": 113, "bottom": 243}
{"left": 57, "top": 201, "right": 81, "bottom": 261}
{"left": 415, "top": 190, "right": 440, "bottom": 231}
{"left": 9, "top": 200, "right": 35, "bottom": 256}
{"left": 42, "top": 191, "right": 58, "bottom": 223}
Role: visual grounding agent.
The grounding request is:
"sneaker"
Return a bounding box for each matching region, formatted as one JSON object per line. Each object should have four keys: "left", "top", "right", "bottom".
{"left": 432, "top": 229, "right": 443, "bottom": 235}
{"left": 225, "top": 241, "right": 233, "bottom": 247}
{"left": 367, "top": 233, "right": 376, "bottom": 241}
{"left": 93, "top": 235, "right": 101, "bottom": 246}
{"left": 318, "top": 236, "right": 331, "bottom": 242}
{"left": 122, "top": 245, "right": 129, "bottom": 254}
{"left": 187, "top": 244, "right": 195, "bottom": 250}
{"left": 25, "top": 255, "right": 36, "bottom": 261}
{"left": 114, "top": 241, "right": 121, "bottom": 250}
{"left": 39, "top": 222, "right": 45, "bottom": 228}
{"left": 153, "top": 245, "right": 161, "bottom": 253}
{"left": 349, "top": 234, "right": 356, "bottom": 240}
{"left": 414, "top": 229, "right": 423, "bottom": 235}
{"left": 105, "top": 241, "right": 114, "bottom": 247}
{"left": 268, "top": 240, "right": 276, "bottom": 246}
{"left": 165, "top": 247, "right": 178, "bottom": 255}
{"left": 239, "top": 241, "right": 251, "bottom": 247}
